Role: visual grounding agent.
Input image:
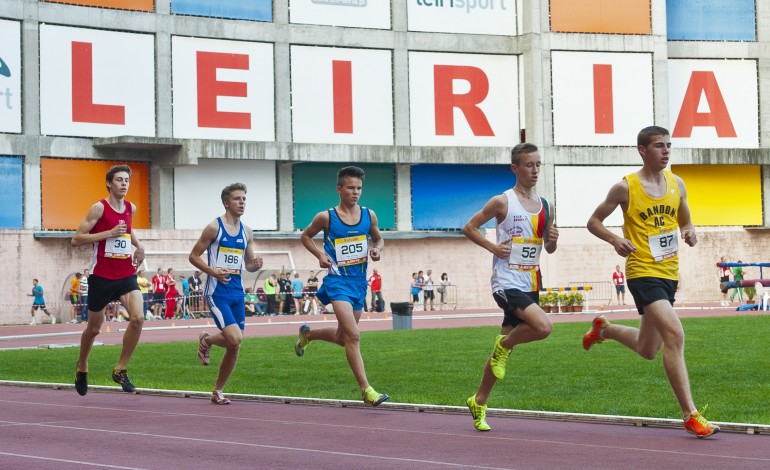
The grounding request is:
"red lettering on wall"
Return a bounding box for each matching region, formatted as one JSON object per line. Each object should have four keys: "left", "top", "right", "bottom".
{"left": 433, "top": 65, "right": 494, "bottom": 136}
{"left": 673, "top": 71, "right": 736, "bottom": 138}
{"left": 71, "top": 41, "right": 125, "bottom": 125}
{"left": 593, "top": 64, "right": 614, "bottom": 134}
{"left": 332, "top": 60, "right": 353, "bottom": 134}
{"left": 197, "top": 51, "right": 250, "bottom": 129}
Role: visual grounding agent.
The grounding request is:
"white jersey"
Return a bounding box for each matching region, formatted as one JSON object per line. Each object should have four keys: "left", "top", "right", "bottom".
{"left": 491, "top": 189, "right": 550, "bottom": 293}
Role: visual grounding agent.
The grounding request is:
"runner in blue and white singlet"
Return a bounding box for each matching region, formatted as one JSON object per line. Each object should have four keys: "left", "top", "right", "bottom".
{"left": 204, "top": 217, "right": 248, "bottom": 329}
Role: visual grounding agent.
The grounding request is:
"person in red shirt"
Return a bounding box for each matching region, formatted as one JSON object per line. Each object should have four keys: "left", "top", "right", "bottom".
{"left": 368, "top": 268, "right": 384, "bottom": 313}
{"left": 165, "top": 268, "right": 178, "bottom": 319}
{"left": 151, "top": 268, "right": 167, "bottom": 319}
{"left": 612, "top": 265, "right": 626, "bottom": 305}
{"left": 71, "top": 165, "right": 146, "bottom": 396}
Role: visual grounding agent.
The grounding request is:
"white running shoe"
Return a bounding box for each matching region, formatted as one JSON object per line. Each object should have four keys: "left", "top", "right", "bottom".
{"left": 51, "top": 316, "right": 56, "bottom": 325}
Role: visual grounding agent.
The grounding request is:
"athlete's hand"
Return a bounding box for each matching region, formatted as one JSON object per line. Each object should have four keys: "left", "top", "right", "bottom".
{"left": 212, "top": 268, "right": 231, "bottom": 283}
{"left": 547, "top": 223, "right": 560, "bottom": 244}
{"left": 317, "top": 254, "right": 333, "bottom": 269}
{"left": 369, "top": 247, "right": 381, "bottom": 262}
{"left": 612, "top": 238, "right": 637, "bottom": 257}
{"left": 493, "top": 240, "right": 512, "bottom": 259}
{"left": 133, "top": 245, "right": 145, "bottom": 269}
{"left": 681, "top": 229, "right": 697, "bottom": 247}
{"left": 110, "top": 220, "right": 127, "bottom": 237}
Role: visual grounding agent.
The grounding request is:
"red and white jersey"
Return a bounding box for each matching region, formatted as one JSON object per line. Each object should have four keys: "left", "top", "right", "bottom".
{"left": 89, "top": 199, "right": 135, "bottom": 280}
{"left": 612, "top": 271, "right": 625, "bottom": 286}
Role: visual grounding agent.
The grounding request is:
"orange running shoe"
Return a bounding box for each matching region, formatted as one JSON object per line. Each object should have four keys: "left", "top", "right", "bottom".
{"left": 684, "top": 410, "right": 720, "bottom": 438}
{"left": 582, "top": 315, "right": 609, "bottom": 350}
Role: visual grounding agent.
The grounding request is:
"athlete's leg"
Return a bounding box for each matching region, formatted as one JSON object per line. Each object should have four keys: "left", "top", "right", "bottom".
{"left": 498, "top": 304, "right": 552, "bottom": 350}
{"left": 473, "top": 324, "right": 512, "bottom": 406}
{"left": 77, "top": 307, "right": 106, "bottom": 372}
{"left": 203, "top": 324, "right": 243, "bottom": 391}
{"left": 115, "top": 290, "right": 145, "bottom": 370}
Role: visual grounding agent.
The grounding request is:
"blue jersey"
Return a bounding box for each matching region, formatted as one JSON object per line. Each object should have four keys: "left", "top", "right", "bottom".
{"left": 205, "top": 217, "right": 248, "bottom": 298}
{"left": 32, "top": 285, "right": 45, "bottom": 305}
{"left": 323, "top": 207, "right": 371, "bottom": 279}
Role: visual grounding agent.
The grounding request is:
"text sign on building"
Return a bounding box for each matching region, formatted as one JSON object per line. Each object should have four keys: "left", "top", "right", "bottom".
{"left": 551, "top": 51, "right": 653, "bottom": 146}
{"left": 39, "top": 25, "right": 156, "bottom": 138}
{"left": 409, "top": 52, "right": 519, "bottom": 147}
{"left": 408, "top": 0, "right": 517, "bottom": 35}
{"left": 172, "top": 36, "right": 275, "bottom": 142}
{"left": 0, "top": 20, "right": 22, "bottom": 134}
{"left": 291, "top": 46, "right": 393, "bottom": 145}
{"left": 668, "top": 59, "right": 758, "bottom": 149}
{"left": 290, "top": 0, "right": 391, "bottom": 29}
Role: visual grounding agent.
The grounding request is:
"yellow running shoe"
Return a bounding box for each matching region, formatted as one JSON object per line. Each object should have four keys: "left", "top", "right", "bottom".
{"left": 362, "top": 386, "right": 389, "bottom": 406}
{"left": 684, "top": 408, "right": 720, "bottom": 438}
{"left": 466, "top": 395, "right": 490, "bottom": 431}
{"left": 583, "top": 315, "right": 609, "bottom": 350}
{"left": 490, "top": 335, "right": 511, "bottom": 380}
{"left": 295, "top": 324, "right": 310, "bottom": 357}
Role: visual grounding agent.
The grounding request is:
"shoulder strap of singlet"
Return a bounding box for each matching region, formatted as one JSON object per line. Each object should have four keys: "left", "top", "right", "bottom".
{"left": 539, "top": 197, "right": 551, "bottom": 225}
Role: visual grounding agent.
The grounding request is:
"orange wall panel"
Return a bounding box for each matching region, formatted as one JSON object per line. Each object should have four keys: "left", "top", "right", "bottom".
{"left": 41, "top": 159, "right": 150, "bottom": 230}
{"left": 550, "top": 0, "right": 651, "bottom": 34}
{"left": 45, "top": 0, "right": 154, "bottom": 12}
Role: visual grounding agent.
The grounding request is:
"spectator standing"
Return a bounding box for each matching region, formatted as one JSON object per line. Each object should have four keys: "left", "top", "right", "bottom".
{"left": 278, "top": 271, "right": 293, "bottom": 314}
{"left": 718, "top": 256, "right": 731, "bottom": 306}
{"left": 612, "top": 265, "right": 626, "bottom": 305}
{"left": 69, "top": 272, "right": 82, "bottom": 323}
{"left": 368, "top": 268, "right": 384, "bottom": 313}
{"left": 188, "top": 270, "right": 203, "bottom": 313}
{"left": 410, "top": 273, "right": 421, "bottom": 310}
{"left": 438, "top": 272, "right": 451, "bottom": 307}
{"left": 136, "top": 270, "right": 151, "bottom": 315}
{"left": 264, "top": 274, "right": 278, "bottom": 315}
{"left": 29, "top": 279, "right": 56, "bottom": 325}
{"left": 422, "top": 269, "right": 435, "bottom": 311}
{"left": 79, "top": 268, "right": 90, "bottom": 322}
{"left": 292, "top": 273, "right": 304, "bottom": 315}
{"left": 164, "top": 268, "right": 178, "bottom": 319}
{"left": 730, "top": 261, "right": 744, "bottom": 302}
{"left": 151, "top": 268, "right": 167, "bottom": 319}
{"left": 306, "top": 271, "right": 320, "bottom": 315}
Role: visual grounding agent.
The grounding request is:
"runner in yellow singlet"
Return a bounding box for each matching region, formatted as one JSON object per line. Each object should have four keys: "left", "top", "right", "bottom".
{"left": 584, "top": 126, "right": 719, "bottom": 438}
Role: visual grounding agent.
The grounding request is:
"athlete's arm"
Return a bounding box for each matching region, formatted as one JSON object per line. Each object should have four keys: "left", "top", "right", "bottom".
{"left": 462, "top": 194, "right": 510, "bottom": 259}
{"left": 368, "top": 209, "right": 383, "bottom": 262}
{"left": 675, "top": 176, "right": 697, "bottom": 247}
{"left": 587, "top": 180, "right": 637, "bottom": 257}
{"left": 188, "top": 221, "right": 231, "bottom": 283}
{"left": 300, "top": 211, "right": 333, "bottom": 269}
{"left": 129, "top": 203, "right": 145, "bottom": 268}
{"left": 543, "top": 202, "right": 559, "bottom": 254}
{"left": 71, "top": 202, "right": 112, "bottom": 247}
{"left": 243, "top": 226, "right": 263, "bottom": 273}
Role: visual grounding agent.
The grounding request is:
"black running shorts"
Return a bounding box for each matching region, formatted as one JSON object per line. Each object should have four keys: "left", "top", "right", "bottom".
{"left": 87, "top": 274, "right": 140, "bottom": 312}
{"left": 627, "top": 277, "right": 678, "bottom": 315}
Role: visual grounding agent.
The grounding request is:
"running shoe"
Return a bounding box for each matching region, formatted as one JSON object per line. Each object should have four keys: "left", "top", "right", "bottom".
{"left": 362, "top": 386, "right": 389, "bottom": 406}
{"left": 294, "top": 324, "right": 311, "bottom": 357}
{"left": 684, "top": 409, "right": 720, "bottom": 438}
{"left": 29, "top": 319, "right": 36, "bottom": 326}
{"left": 112, "top": 368, "right": 136, "bottom": 393}
{"left": 583, "top": 315, "right": 609, "bottom": 350}
{"left": 466, "top": 395, "right": 491, "bottom": 431}
{"left": 75, "top": 369, "right": 88, "bottom": 396}
{"left": 51, "top": 316, "right": 56, "bottom": 325}
{"left": 197, "top": 331, "right": 211, "bottom": 366}
{"left": 211, "top": 390, "right": 231, "bottom": 405}
{"left": 490, "top": 335, "right": 511, "bottom": 380}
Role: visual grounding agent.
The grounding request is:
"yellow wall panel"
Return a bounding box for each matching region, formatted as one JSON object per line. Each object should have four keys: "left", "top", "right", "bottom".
{"left": 672, "top": 164, "right": 762, "bottom": 226}
{"left": 46, "top": 0, "right": 154, "bottom": 12}
{"left": 550, "top": 0, "right": 651, "bottom": 34}
{"left": 41, "top": 159, "right": 150, "bottom": 230}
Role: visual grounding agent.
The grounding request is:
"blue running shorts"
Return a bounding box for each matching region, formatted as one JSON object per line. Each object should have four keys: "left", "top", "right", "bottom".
{"left": 316, "top": 275, "right": 368, "bottom": 311}
{"left": 207, "top": 295, "right": 246, "bottom": 330}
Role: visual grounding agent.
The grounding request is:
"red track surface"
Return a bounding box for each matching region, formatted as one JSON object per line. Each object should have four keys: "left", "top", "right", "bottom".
{"left": 1, "top": 304, "right": 768, "bottom": 469}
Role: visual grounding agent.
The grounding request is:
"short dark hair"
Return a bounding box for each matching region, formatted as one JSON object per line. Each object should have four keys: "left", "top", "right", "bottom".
{"left": 221, "top": 183, "right": 247, "bottom": 204}
{"left": 637, "top": 126, "right": 670, "bottom": 147}
{"left": 337, "top": 166, "right": 365, "bottom": 186}
{"left": 106, "top": 165, "right": 131, "bottom": 186}
{"left": 33, "top": 278, "right": 38, "bottom": 283}
{"left": 511, "top": 143, "right": 538, "bottom": 165}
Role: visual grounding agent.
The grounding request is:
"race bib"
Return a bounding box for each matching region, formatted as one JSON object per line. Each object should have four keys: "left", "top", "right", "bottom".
{"left": 335, "top": 235, "right": 368, "bottom": 266}
{"left": 508, "top": 237, "right": 542, "bottom": 271}
{"left": 217, "top": 247, "right": 244, "bottom": 274}
{"left": 648, "top": 229, "right": 678, "bottom": 262}
{"left": 105, "top": 234, "right": 132, "bottom": 259}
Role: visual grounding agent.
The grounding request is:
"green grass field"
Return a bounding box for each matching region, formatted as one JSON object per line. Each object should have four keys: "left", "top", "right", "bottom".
{"left": 1, "top": 315, "right": 767, "bottom": 424}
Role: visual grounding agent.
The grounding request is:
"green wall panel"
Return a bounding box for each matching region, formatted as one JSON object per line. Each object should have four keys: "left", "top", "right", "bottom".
{"left": 293, "top": 163, "right": 396, "bottom": 230}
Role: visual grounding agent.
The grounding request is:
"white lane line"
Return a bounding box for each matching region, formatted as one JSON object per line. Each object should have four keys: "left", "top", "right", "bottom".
{"left": 0, "top": 451, "right": 148, "bottom": 469}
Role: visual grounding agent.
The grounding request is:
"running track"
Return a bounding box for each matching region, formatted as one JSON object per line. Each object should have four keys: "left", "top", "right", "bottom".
{"left": 1, "top": 304, "right": 768, "bottom": 469}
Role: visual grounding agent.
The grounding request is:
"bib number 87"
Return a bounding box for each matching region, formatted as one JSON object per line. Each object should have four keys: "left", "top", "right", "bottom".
{"left": 659, "top": 234, "right": 674, "bottom": 248}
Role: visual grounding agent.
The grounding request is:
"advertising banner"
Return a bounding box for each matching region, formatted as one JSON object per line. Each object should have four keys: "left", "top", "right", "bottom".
{"left": 550, "top": 0, "right": 650, "bottom": 34}
{"left": 171, "top": 0, "right": 272, "bottom": 22}
{"left": 290, "top": 0, "right": 390, "bottom": 29}
{"left": 668, "top": 59, "right": 758, "bottom": 148}
{"left": 551, "top": 51, "right": 653, "bottom": 146}
{"left": 291, "top": 46, "right": 393, "bottom": 145}
{"left": 407, "top": 0, "right": 517, "bottom": 36}
{"left": 667, "top": 0, "right": 755, "bottom": 41}
{"left": 409, "top": 52, "right": 518, "bottom": 147}
{"left": 172, "top": 36, "right": 275, "bottom": 141}
{"left": 39, "top": 25, "right": 155, "bottom": 138}
{"left": 0, "top": 20, "right": 22, "bottom": 134}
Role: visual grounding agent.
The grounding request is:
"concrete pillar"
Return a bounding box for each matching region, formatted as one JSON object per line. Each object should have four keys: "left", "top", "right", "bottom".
{"left": 395, "top": 164, "right": 412, "bottom": 231}
{"left": 150, "top": 165, "right": 174, "bottom": 229}
{"left": 278, "top": 163, "right": 294, "bottom": 231}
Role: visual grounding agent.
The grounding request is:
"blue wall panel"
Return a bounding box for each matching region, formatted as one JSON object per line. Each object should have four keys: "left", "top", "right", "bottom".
{"left": 667, "top": 0, "right": 755, "bottom": 41}
{"left": 0, "top": 156, "right": 23, "bottom": 228}
{"left": 412, "top": 164, "right": 514, "bottom": 230}
{"left": 171, "top": 0, "right": 272, "bottom": 22}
